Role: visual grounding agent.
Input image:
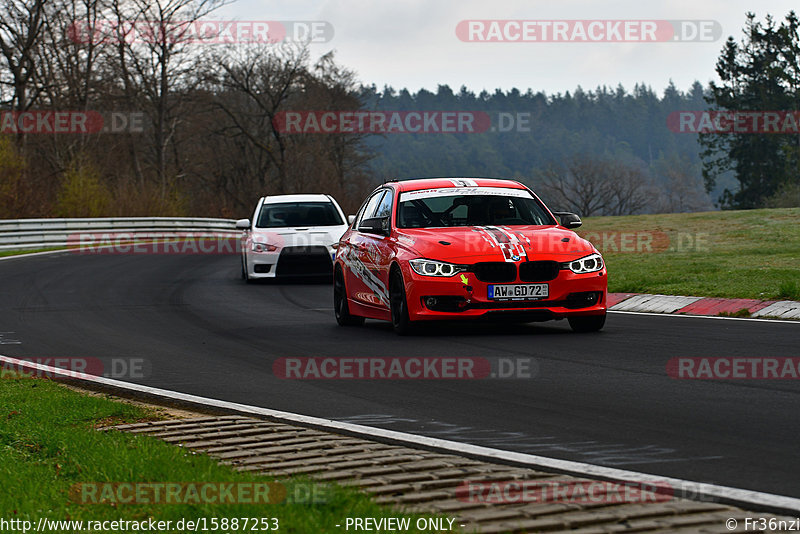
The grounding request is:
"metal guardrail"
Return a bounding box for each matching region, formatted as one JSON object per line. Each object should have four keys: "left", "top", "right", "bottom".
{"left": 0, "top": 217, "right": 239, "bottom": 251}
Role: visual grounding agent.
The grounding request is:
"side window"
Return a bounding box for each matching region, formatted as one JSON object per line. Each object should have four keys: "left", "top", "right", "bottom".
{"left": 374, "top": 189, "right": 393, "bottom": 219}
{"left": 355, "top": 191, "right": 385, "bottom": 229}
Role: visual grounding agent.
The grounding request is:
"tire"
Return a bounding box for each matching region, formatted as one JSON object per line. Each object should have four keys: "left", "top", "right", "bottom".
{"left": 241, "top": 256, "right": 252, "bottom": 283}
{"left": 390, "top": 268, "right": 414, "bottom": 335}
{"left": 334, "top": 269, "right": 364, "bottom": 326}
{"left": 568, "top": 313, "right": 606, "bottom": 333}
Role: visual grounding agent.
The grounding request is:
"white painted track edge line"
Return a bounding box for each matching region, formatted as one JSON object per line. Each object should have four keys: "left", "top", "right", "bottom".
{"left": 2, "top": 354, "right": 799, "bottom": 514}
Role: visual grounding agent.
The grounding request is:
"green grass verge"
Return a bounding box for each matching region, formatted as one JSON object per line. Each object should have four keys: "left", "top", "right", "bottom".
{"left": 0, "top": 247, "right": 66, "bottom": 258}
{"left": 0, "top": 376, "right": 446, "bottom": 533}
{"left": 578, "top": 207, "right": 800, "bottom": 300}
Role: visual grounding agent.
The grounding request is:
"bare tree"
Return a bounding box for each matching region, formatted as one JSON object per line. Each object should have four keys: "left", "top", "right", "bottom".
{"left": 654, "top": 154, "right": 712, "bottom": 213}
{"left": 0, "top": 0, "right": 46, "bottom": 149}
{"left": 0, "top": 0, "right": 46, "bottom": 112}
{"left": 308, "top": 51, "right": 373, "bottom": 198}
{"left": 0, "top": 0, "right": 373, "bottom": 218}
{"left": 535, "top": 156, "right": 655, "bottom": 216}
{"left": 37, "top": 0, "right": 110, "bottom": 109}
{"left": 27, "top": 0, "right": 118, "bottom": 174}
{"left": 536, "top": 157, "right": 614, "bottom": 216}
{"left": 606, "top": 162, "right": 655, "bottom": 216}
{"left": 211, "top": 43, "right": 311, "bottom": 197}
{"left": 107, "top": 0, "right": 227, "bottom": 197}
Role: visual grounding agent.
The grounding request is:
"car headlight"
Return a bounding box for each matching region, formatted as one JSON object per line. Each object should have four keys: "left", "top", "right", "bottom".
{"left": 252, "top": 241, "right": 278, "bottom": 253}
{"left": 409, "top": 258, "right": 465, "bottom": 277}
{"left": 563, "top": 253, "right": 604, "bottom": 274}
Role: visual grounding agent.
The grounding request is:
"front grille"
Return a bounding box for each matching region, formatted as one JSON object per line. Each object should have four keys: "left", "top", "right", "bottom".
{"left": 472, "top": 262, "right": 516, "bottom": 283}
{"left": 519, "top": 261, "right": 560, "bottom": 282}
{"left": 280, "top": 245, "right": 327, "bottom": 255}
{"left": 275, "top": 246, "right": 332, "bottom": 276}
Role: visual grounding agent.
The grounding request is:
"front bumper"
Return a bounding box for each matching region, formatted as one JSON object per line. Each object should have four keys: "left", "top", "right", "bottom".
{"left": 403, "top": 265, "right": 607, "bottom": 321}
{"left": 246, "top": 246, "right": 336, "bottom": 278}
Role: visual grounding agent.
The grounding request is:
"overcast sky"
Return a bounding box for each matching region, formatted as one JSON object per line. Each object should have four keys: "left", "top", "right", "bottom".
{"left": 216, "top": 0, "right": 798, "bottom": 96}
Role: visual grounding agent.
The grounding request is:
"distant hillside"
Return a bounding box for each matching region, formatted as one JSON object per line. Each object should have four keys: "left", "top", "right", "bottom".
{"left": 359, "top": 82, "right": 733, "bottom": 212}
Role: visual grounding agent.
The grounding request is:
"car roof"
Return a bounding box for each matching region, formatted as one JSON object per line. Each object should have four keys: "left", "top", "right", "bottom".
{"left": 390, "top": 178, "right": 527, "bottom": 192}
{"left": 261, "top": 194, "right": 333, "bottom": 204}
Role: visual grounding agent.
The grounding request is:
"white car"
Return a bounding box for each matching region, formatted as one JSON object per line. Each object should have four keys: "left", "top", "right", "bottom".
{"left": 237, "top": 194, "right": 351, "bottom": 280}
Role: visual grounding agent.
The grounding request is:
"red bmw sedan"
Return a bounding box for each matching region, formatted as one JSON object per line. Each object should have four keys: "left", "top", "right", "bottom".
{"left": 333, "top": 178, "right": 607, "bottom": 335}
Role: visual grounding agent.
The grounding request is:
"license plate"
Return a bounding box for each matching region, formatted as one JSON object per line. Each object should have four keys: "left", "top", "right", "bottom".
{"left": 488, "top": 283, "right": 549, "bottom": 300}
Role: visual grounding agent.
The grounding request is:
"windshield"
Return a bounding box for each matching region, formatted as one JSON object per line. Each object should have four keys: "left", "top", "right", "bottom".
{"left": 396, "top": 188, "right": 556, "bottom": 228}
{"left": 256, "top": 201, "right": 343, "bottom": 228}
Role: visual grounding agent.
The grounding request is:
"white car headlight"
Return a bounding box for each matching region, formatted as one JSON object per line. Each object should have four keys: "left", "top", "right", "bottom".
{"left": 409, "top": 259, "right": 465, "bottom": 277}
{"left": 564, "top": 253, "right": 604, "bottom": 274}
{"left": 252, "top": 241, "right": 278, "bottom": 253}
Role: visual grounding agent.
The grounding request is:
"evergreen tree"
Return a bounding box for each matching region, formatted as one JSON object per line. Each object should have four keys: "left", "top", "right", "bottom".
{"left": 701, "top": 12, "right": 800, "bottom": 208}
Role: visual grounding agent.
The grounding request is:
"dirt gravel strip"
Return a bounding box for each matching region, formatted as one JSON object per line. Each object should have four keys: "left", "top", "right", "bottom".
{"left": 104, "top": 415, "right": 797, "bottom": 533}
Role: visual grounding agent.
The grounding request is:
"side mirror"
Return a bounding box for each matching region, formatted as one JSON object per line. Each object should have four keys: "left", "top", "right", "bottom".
{"left": 553, "top": 211, "right": 582, "bottom": 229}
{"left": 358, "top": 216, "right": 389, "bottom": 236}
{"left": 236, "top": 218, "right": 251, "bottom": 230}
{"left": 347, "top": 214, "right": 356, "bottom": 224}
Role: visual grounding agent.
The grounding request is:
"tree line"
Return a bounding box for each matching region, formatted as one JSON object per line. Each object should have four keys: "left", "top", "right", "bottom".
{"left": 0, "top": 0, "right": 372, "bottom": 218}
{"left": 362, "top": 82, "right": 715, "bottom": 215}
{"left": 0, "top": 3, "right": 797, "bottom": 219}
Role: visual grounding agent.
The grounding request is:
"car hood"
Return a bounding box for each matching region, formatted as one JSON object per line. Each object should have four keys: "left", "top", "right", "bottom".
{"left": 251, "top": 225, "right": 348, "bottom": 248}
{"left": 396, "top": 226, "right": 595, "bottom": 263}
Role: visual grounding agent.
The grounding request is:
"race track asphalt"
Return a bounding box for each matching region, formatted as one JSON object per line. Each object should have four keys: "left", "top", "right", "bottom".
{"left": 1, "top": 252, "right": 797, "bottom": 497}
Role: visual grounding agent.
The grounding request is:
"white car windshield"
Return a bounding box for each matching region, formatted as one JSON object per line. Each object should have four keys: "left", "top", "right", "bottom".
{"left": 256, "top": 202, "right": 344, "bottom": 228}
